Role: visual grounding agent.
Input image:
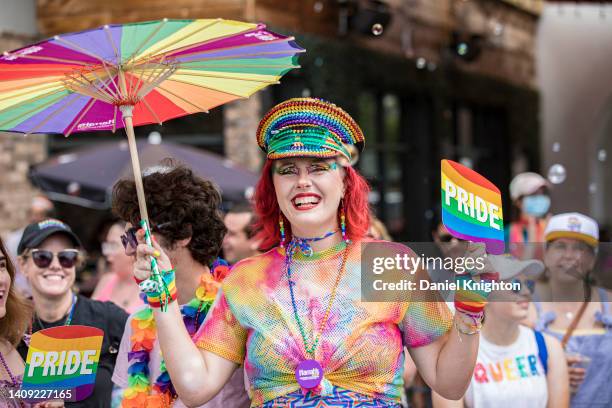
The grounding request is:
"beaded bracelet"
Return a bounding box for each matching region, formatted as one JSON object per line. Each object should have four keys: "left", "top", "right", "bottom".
{"left": 454, "top": 310, "right": 484, "bottom": 341}
{"left": 139, "top": 269, "right": 178, "bottom": 309}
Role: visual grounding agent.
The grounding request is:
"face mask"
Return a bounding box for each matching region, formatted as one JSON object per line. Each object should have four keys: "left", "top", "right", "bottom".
{"left": 523, "top": 194, "right": 551, "bottom": 218}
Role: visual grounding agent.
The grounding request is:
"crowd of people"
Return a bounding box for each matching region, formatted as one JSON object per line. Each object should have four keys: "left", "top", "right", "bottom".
{"left": 0, "top": 97, "right": 609, "bottom": 408}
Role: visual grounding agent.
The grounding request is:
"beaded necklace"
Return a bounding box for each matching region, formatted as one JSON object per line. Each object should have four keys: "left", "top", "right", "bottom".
{"left": 24, "top": 293, "right": 77, "bottom": 347}
{"left": 285, "top": 233, "right": 349, "bottom": 356}
{"left": 0, "top": 346, "right": 25, "bottom": 408}
{"left": 121, "top": 259, "right": 229, "bottom": 408}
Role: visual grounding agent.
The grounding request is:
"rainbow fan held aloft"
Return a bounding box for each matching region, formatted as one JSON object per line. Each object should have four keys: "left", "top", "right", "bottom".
{"left": 441, "top": 159, "right": 504, "bottom": 255}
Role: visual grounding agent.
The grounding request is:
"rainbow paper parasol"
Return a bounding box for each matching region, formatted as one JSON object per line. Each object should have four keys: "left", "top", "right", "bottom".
{"left": 0, "top": 18, "right": 303, "bottom": 307}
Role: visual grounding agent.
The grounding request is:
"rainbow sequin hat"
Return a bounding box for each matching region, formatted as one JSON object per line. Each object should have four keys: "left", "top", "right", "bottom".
{"left": 256, "top": 97, "right": 365, "bottom": 161}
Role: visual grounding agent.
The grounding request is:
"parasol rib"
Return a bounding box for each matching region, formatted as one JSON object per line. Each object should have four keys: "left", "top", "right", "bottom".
{"left": 0, "top": 87, "right": 67, "bottom": 112}
{"left": 25, "top": 93, "right": 84, "bottom": 135}
{"left": 89, "top": 70, "right": 120, "bottom": 100}
{"left": 176, "top": 49, "right": 305, "bottom": 64}
{"left": 124, "top": 18, "right": 168, "bottom": 65}
{"left": 104, "top": 25, "right": 121, "bottom": 64}
{"left": 130, "top": 63, "right": 150, "bottom": 99}
{"left": 78, "top": 71, "right": 117, "bottom": 101}
{"left": 4, "top": 54, "right": 89, "bottom": 66}
{"left": 0, "top": 78, "right": 64, "bottom": 94}
{"left": 53, "top": 36, "right": 113, "bottom": 66}
{"left": 160, "top": 78, "right": 248, "bottom": 99}
{"left": 179, "top": 63, "right": 299, "bottom": 70}
{"left": 140, "top": 97, "right": 162, "bottom": 125}
{"left": 130, "top": 55, "right": 169, "bottom": 100}
{"left": 100, "top": 62, "right": 120, "bottom": 96}
{"left": 168, "top": 36, "right": 298, "bottom": 61}
{"left": 0, "top": 66, "right": 83, "bottom": 72}
{"left": 155, "top": 83, "right": 211, "bottom": 112}
{"left": 0, "top": 91, "right": 68, "bottom": 128}
{"left": 173, "top": 70, "right": 281, "bottom": 84}
{"left": 137, "top": 19, "right": 221, "bottom": 63}
{"left": 134, "top": 65, "right": 176, "bottom": 100}
{"left": 66, "top": 73, "right": 115, "bottom": 103}
{"left": 143, "top": 24, "right": 259, "bottom": 63}
{"left": 0, "top": 83, "right": 64, "bottom": 103}
{"left": 61, "top": 81, "right": 113, "bottom": 104}
{"left": 65, "top": 98, "right": 96, "bottom": 136}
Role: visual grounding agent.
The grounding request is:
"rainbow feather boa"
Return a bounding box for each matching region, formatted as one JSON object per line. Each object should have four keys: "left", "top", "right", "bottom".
{"left": 121, "top": 259, "right": 230, "bottom": 408}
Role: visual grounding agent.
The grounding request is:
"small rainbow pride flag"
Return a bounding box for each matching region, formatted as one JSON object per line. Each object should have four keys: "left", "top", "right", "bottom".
{"left": 441, "top": 159, "right": 504, "bottom": 254}
{"left": 22, "top": 325, "right": 103, "bottom": 402}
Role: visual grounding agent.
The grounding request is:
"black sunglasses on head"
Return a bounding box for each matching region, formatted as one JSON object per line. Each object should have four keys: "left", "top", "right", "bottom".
{"left": 29, "top": 249, "right": 79, "bottom": 269}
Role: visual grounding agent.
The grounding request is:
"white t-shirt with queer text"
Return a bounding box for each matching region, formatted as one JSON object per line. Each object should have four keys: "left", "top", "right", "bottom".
{"left": 465, "top": 325, "right": 548, "bottom": 408}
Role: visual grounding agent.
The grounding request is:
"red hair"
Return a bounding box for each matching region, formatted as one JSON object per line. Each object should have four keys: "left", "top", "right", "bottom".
{"left": 254, "top": 159, "right": 371, "bottom": 250}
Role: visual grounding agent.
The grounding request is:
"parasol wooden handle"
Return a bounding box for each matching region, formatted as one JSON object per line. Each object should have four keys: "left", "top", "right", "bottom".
{"left": 119, "top": 106, "right": 149, "bottom": 223}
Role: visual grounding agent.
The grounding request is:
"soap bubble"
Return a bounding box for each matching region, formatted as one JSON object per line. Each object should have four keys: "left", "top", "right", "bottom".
{"left": 597, "top": 149, "right": 607, "bottom": 162}
{"left": 589, "top": 182, "right": 597, "bottom": 194}
{"left": 313, "top": 1, "right": 323, "bottom": 13}
{"left": 372, "top": 24, "right": 384, "bottom": 36}
{"left": 552, "top": 142, "right": 560, "bottom": 153}
{"left": 547, "top": 163, "right": 567, "bottom": 184}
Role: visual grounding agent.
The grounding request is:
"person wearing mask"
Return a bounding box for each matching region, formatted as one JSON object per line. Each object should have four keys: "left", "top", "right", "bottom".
{"left": 222, "top": 202, "right": 261, "bottom": 265}
{"left": 16, "top": 219, "right": 128, "bottom": 408}
{"left": 433, "top": 256, "right": 569, "bottom": 408}
{"left": 532, "top": 212, "right": 612, "bottom": 407}
{"left": 92, "top": 221, "right": 143, "bottom": 313}
{"left": 111, "top": 164, "right": 251, "bottom": 408}
{"left": 508, "top": 173, "right": 551, "bottom": 255}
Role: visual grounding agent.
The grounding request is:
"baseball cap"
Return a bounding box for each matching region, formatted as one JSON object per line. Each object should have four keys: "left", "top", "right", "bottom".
{"left": 544, "top": 212, "right": 599, "bottom": 248}
{"left": 509, "top": 172, "right": 550, "bottom": 201}
{"left": 17, "top": 219, "right": 82, "bottom": 255}
{"left": 488, "top": 254, "right": 545, "bottom": 280}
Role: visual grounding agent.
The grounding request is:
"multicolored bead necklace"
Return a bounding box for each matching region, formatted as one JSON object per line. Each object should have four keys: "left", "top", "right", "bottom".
{"left": 284, "top": 231, "right": 350, "bottom": 356}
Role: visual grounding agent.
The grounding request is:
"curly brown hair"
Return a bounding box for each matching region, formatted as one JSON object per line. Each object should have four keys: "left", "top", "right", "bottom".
{"left": 112, "top": 163, "right": 226, "bottom": 267}
{"left": 0, "top": 237, "right": 32, "bottom": 346}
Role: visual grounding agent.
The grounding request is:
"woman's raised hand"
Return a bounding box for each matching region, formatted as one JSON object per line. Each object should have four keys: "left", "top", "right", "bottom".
{"left": 133, "top": 229, "right": 173, "bottom": 281}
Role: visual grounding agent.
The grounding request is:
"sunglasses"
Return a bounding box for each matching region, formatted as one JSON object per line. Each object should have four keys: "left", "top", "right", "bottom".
{"left": 28, "top": 249, "right": 79, "bottom": 269}
{"left": 509, "top": 278, "right": 536, "bottom": 295}
{"left": 121, "top": 222, "right": 172, "bottom": 254}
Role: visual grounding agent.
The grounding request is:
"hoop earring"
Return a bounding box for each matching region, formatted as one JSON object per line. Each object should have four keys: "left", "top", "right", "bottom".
{"left": 279, "top": 214, "right": 285, "bottom": 248}
{"left": 340, "top": 199, "right": 349, "bottom": 243}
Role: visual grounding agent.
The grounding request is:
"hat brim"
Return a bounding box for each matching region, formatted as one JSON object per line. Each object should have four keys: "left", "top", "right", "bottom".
{"left": 488, "top": 255, "right": 545, "bottom": 280}
{"left": 18, "top": 227, "right": 82, "bottom": 254}
{"left": 546, "top": 231, "right": 598, "bottom": 248}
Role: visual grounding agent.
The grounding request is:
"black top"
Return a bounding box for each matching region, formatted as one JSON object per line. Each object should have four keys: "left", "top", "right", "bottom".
{"left": 18, "top": 294, "right": 128, "bottom": 408}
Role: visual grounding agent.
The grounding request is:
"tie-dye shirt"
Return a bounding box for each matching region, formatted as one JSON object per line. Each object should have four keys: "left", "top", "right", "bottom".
{"left": 194, "top": 239, "right": 452, "bottom": 407}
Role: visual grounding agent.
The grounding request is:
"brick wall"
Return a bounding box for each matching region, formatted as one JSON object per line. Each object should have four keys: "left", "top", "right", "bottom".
{"left": 223, "top": 95, "right": 264, "bottom": 172}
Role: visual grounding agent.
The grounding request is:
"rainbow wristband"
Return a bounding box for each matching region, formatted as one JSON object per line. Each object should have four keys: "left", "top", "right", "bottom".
{"left": 143, "top": 269, "right": 178, "bottom": 308}
{"left": 454, "top": 273, "right": 491, "bottom": 314}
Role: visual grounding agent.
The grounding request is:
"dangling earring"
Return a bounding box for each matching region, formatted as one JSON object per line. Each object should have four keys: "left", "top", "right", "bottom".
{"left": 279, "top": 214, "right": 285, "bottom": 248}
{"left": 340, "top": 199, "right": 349, "bottom": 243}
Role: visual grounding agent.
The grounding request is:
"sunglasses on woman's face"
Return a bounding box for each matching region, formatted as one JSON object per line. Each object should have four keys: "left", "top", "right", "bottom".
{"left": 29, "top": 249, "right": 79, "bottom": 269}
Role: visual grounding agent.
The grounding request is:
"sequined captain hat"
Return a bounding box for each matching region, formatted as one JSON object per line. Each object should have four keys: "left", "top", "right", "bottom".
{"left": 256, "top": 97, "right": 365, "bottom": 161}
